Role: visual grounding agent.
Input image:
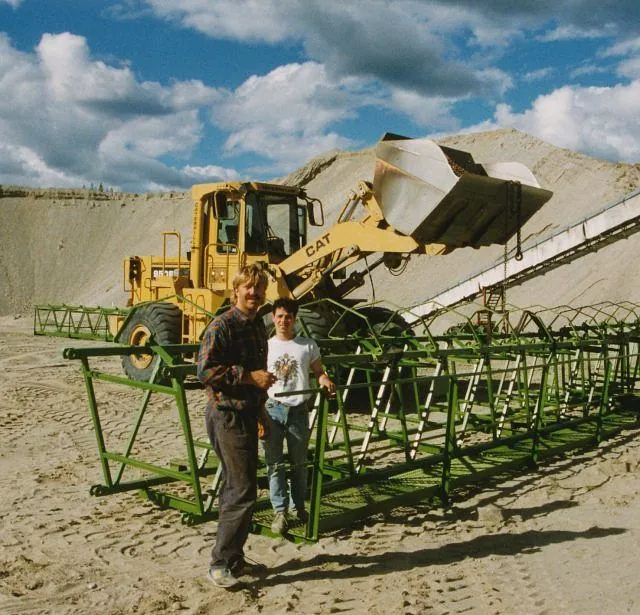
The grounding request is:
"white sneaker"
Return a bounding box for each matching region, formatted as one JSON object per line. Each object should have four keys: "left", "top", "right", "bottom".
{"left": 207, "top": 567, "right": 239, "bottom": 588}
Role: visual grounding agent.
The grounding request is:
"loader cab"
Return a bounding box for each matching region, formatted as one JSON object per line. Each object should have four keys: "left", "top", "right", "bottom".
{"left": 210, "top": 185, "right": 308, "bottom": 263}
{"left": 244, "top": 189, "right": 307, "bottom": 263}
{"left": 194, "top": 182, "right": 312, "bottom": 293}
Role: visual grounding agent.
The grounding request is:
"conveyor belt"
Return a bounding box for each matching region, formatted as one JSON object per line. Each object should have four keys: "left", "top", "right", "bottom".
{"left": 410, "top": 189, "right": 640, "bottom": 319}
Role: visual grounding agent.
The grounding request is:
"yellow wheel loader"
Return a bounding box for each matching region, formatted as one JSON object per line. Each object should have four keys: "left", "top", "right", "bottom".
{"left": 116, "top": 133, "right": 552, "bottom": 380}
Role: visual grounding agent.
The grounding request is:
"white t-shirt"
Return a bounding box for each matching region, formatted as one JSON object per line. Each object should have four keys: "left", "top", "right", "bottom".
{"left": 267, "top": 336, "right": 321, "bottom": 406}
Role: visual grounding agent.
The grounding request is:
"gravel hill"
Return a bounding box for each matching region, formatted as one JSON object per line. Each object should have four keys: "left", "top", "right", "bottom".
{"left": 1, "top": 128, "right": 638, "bottom": 317}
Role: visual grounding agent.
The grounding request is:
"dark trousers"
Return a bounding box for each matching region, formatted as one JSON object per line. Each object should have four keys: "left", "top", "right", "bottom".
{"left": 205, "top": 407, "right": 259, "bottom": 571}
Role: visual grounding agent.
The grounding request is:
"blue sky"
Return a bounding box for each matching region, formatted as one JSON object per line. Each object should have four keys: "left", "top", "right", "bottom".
{"left": 0, "top": 0, "right": 638, "bottom": 192}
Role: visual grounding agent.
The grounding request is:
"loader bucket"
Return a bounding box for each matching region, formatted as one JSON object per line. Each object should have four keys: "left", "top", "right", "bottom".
{"left": 373, "top": 134, "right": 553, "bottom": 248}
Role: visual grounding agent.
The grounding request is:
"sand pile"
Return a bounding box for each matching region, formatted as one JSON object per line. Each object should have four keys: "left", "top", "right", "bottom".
{"left": 1, "top": 128, "right": 638, "bottom": 317}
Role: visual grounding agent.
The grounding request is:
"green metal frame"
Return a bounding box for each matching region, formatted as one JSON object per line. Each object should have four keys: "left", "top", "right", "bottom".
{"left": 34, "top": 295, "right": 224, "bottom": 343}
{"left": 34, "top": 304, "right": 128, "bottom": 341}
{"left": 63, "top": 300, "right": 640, "bottom": 543}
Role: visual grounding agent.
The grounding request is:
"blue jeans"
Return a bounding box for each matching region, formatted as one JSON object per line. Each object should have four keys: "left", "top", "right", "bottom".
{"left": 262, "top": 399, "right": 310, "bottom": 514}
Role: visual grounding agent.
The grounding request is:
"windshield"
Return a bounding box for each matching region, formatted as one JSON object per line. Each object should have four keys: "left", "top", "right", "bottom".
{"left": 245, "top": 192, "right": 305, "bottom": 260}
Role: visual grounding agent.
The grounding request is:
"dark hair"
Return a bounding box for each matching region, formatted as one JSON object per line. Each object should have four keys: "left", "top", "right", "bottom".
{"left": 272, "top": 297, "right": 298, "bottom": 316}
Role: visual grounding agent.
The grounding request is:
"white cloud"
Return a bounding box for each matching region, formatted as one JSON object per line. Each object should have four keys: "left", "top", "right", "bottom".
{"left": 601, "top": 37, "right": 640, "bottom": 58}
{"left": 0, "top": 143, "right": 85, "bottom": 187}
{"left": 0, "top": 32, "right": 224, "bottom": 191}
{"left": 523, "top": 68, "right": 554, "bottom": 83}
{"left": 169, "top": 80, "right": 223, "bottom": 109}
{"left": 536, "top": 25, "right": 614, "bottom": 42}
{"left": 598, "top": 36, "right": 640, "bottom": 79}
{"left": 144, "top": 0, "right": 292, "bottom": 43}
{"left": 135, "top": 1, "right": 640, "bottom": 172}
{"left": 184, "top": 164, "right": 239, "bottom": 181}
{"left": 0, "top": 35, "right": 44, "bottom": 115}
{"left": 448, "top": 1, "right": 638, "bottom": 39}
{"left": 570, "top": 64, "right": 609, "bottom": 79}
{"left": 141, "top": 0, "right": 640, "bottom": 99}
{"left": 475, "top": 67, "right": 513, "bottom": 97}
{"left": 2, "top": 1, "right": 639, "bottom": 191}
{"left": 617, "top": 57, "right": 640, "bottom": 80}
{"left": 492, "top": 81, "right": 640, "bottom": 162}
{"left": 388, "top": 89, "right": 459, "bottom": 130}
{"left": 299, "top": 2, "right": 486, "bottom": 96}
{"left": 212, "top": 62, "right": 357, "bottom": 169}
{"left": 99, "top": 111, "right": 203, "bottom": 158}
{"left": 0, "top": 0, "right": 23, "bottom": 7}
{"left": 36, "top": 32, "right": 180, "bottom": 116}
{"left": 0, "top": 30, "right": 378, "bottom": 188}
{"left": 142, "top": 0, "right": 510, "bottom": 98}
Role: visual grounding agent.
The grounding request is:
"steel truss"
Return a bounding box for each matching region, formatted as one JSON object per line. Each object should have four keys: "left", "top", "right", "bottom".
{"left": 63, "top": 300, "right": 640, "bottom": 543}
{"left": 34, "top": 303, "right": 127, "bottom": 341}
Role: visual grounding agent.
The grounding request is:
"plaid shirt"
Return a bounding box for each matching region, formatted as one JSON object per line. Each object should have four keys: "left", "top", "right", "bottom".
{"left": 197, "top": 306, "right": 268, "bottom": 413}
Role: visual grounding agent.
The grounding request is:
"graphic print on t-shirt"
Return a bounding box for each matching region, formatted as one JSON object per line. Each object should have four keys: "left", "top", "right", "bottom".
{"left": 273, "top": 353, "right": 299, "bottom": 386}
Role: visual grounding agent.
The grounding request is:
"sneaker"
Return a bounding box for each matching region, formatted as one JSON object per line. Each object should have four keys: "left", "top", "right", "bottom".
{"left": 207, "top": 567, "right": 239, "bottom": 589}
{"left": 271, "top": 511, "right": 288, "bottom": 535}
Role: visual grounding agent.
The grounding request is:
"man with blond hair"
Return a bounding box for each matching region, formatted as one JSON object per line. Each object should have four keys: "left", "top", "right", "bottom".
{"left": 197, "top": 264, "right": 276, "bottom": 588}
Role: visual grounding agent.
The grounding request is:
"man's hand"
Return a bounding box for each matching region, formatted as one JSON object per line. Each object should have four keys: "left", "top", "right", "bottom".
{"left": 243, "top": 369, "right": 277, "bottom": 390}
{"left": 318, "top": 372, "right": 336, "bottom": 398}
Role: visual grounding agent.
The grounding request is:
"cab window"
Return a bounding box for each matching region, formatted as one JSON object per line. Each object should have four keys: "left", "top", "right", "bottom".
{"left": 216, "top": 195, "right": 240, "bottom": 254}
{"left": 245, "top": 193, "right": 268, "bottom": 254}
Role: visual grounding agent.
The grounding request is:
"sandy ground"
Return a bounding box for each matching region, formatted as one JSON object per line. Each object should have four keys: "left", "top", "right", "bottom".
{"left": 1, "top": 316, "right": 640, "bottom": 615}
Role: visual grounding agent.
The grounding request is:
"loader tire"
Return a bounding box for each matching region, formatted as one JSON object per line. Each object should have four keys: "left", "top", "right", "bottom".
{"left": 120, "top": 303, "right": 182, "bottom": 381}
{"left": 296, "top": 307, "right": 330, "bottom": 339}
{"left": 346, "top": 306, "right": 416, "bottom": 411}
{"left": 355, "top": 306, "right": 413, "bottom": 341}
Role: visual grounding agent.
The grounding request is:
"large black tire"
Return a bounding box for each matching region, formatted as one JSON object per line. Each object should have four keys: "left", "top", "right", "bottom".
{"left": 344, "top": 306, "right": 417, "bottom": 411}
{"left": 354, "top": 306, "right": 413, "bottom": 342}
{"left": 296, "top": 307, "right": 331, "bottom": 339}
{"left": 120, "top": 303, "right": 182, "bottom": 381}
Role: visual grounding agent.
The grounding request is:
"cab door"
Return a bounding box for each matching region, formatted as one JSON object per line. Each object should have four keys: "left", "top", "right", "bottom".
{"left": 206, "top": 192, "right": 243, "bottom": 292}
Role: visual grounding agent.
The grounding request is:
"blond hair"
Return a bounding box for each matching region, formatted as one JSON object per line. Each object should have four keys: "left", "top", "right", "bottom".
{"left": 231, "top": 263, "right": 269, "bottom": 304}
